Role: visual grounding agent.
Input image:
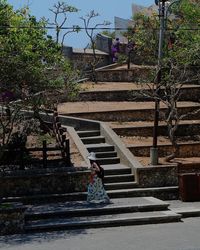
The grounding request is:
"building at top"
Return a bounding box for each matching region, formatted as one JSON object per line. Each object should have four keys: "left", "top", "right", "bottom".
{"left": 114, "top": 3, "right": 158, "bottom": 44}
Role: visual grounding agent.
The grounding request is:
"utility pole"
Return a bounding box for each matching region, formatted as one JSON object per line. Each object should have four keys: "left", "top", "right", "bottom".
{"left": 150, "top": 0, "right": 181, "bottom": 165}
{"left": 150, "top": 0, "right": 166, "bottom": 165}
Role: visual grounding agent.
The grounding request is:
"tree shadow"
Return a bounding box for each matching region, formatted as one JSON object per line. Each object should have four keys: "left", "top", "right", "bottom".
{"left": 0, "top": 200, "right": 113, "bottom": 248}
{"left": 0, "top": 228, "right": 88, "bottom": 248}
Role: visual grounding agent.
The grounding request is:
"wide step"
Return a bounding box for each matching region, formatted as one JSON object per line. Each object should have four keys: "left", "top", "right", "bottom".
{"left": 105, "top": 182, "right": 138, "bottom": 190}
{"left": 3, "top": 186, "right": 178, "bottom": 205}
{"left": 81, "top": 136, "right": 105, "bottom": 144}
{"left": 104, "top": 174, "right": 135, "bottom": 183}
{"left": 24, "top": 197, "right": 181, "bottom": 232}
{"left": 25, "top": 211, "right": 181, "bottom": 232}
{"left": 103, "top": 165, "right": 132, "bottom": 175}
{"left": 87, "top": 143, "right": 115, "bottom": 152}
{"left": 97, "top": 157, "right": 120, "bottom": 165}
{"left": 25, "top": 197, "right": 169, "bottom": 220}
{"left": 77, "top": 130, "right": 100, "bottom": 138}
{"left": 95, "top": 151, "right": 118, "bottom": 158}
{"left": 108, "top": 186, "right": 178, "bottom": 200}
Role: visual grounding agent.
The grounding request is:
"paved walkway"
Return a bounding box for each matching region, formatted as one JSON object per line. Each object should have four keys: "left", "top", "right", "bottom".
{"left": 169, "top": 200, "right": 200, "bottom": 217}
{"left": 1, "top": 199, "right": 200, "bottom": 250}
{"left": 1, "top": 218, "right": 200, "bottom": 250}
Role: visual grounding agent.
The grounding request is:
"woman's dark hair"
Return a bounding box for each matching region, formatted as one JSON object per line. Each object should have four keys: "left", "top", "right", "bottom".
{"left": 90, "top": 160, "right": 104, "bottom": 179}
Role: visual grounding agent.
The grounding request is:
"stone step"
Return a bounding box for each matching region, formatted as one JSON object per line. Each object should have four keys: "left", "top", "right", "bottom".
{"left": 24, "top": 197, "right": 181, "bottom": 232}
{"left": 24, "top": 197, "right": 170, "bottom": 221}
{"left": 111, "top": 121, "right": 200, "bottom": 137}
{"left": 105, "top": 182, "right": 138, "bottom": 190}
{"left": 95, "top": 151, "right": 118, "bottom": 158}
{"left": 77, "top": 130, "right": 101, "bottom": 138}
{"left": 172, "top": 208, "right": 200, "bottom": 218}
{"left": 108, "top": 186, "right": 178, "bottom": 200}
{"left": 103, "top": 165, "right": 132, "bottom": 175}
{"left": 65, "top": 103, "right": 200, "bottom": 122}
{"left": 79, "top": 85, "right": 200, "bottom": 102}
{"left": 95, "top": 66, "right": 154, "bottom": 83}
{"left": 168, "top": 200, "right": 200, "bottom": 218}
{"left": 3, "top": 186, "right": 178, "bottom": 205}
{"left": 81, "top": 136, "right": 105, "bottom": 145}
{"left": 86, "top": 143, "right": 115, "bottom": 152}
{"left": 95, "top": 157, "right": 120, "bottom": 165}
{"left": 104, "top": 174, "right": 135, "bottom": 183}
{"left": 25, "top": 210, "right": 181, "bottom": 232}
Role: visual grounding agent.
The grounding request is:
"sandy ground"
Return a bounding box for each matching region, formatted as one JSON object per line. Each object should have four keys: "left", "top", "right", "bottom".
{"left": 80, "top": 82, "right": 151, "bottom": 91}
{"left": 58, "top": 101, "right": 200, "bottom": 114}
{"left": 80, "top": 81, "right": 199, "bottom": 92}
{"left": 26, "top": 133, "right": 84, "bottom": 168}
{"left": 107, "top": 120, "right": 200, "bottom": 128}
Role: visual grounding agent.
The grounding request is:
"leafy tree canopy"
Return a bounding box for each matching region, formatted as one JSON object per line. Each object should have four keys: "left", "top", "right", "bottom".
{"left": 127, "top": 0, "right": 200, "bottom": 70}
{"left": 0, "top": 0, "right": 79, "bottom": 104}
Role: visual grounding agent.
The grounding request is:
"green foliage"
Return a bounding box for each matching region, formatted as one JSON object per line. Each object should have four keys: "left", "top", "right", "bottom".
{"left": 36, "top": 133, "right": 55, "bottom": 146}
{"left": 166, "top": 0, "right": 200, "bottom": 67}
{"left": 101, "top": 31, "right": 115, "bottom": 39}
{"left": 0, "top": 1, "right": 80, "bottom": 148}
{"left": 130, "top": 12, "right": 159, "bottom": 65}
{"left": 0, "top": 0, "right": 79, "bottom": 103}
{"left": 130, "top": 0, "right": 200, "bottom": 160}
{"left": 126, "top": 0, "right": 200, "bottom": 69}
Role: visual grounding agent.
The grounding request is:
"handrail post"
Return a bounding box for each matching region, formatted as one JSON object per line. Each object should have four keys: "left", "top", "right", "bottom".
{"left": 43, "top": 140, "right": 47, "bottom": 168}
{"left": 64, "top": 139, "right": 71, "bottom": 167}
{"left": 19, "top": 147, "right": 25, "bottom": 170}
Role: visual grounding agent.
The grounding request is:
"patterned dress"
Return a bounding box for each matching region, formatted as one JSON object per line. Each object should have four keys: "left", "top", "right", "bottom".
{"left": 87, "top": 173, "right": 110, "bottom": 203}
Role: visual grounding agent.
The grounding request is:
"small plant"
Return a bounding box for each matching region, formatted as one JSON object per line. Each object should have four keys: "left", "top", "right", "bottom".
{"left": 0, "top": 203, "right": 13, "bottom": 209}
{"left": 36, "top": 133, "right": 56, "bottom": 147}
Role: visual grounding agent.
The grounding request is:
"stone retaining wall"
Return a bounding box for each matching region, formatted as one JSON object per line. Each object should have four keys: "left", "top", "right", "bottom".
{"left": 79, "top": 87, "right": 200, "bottom": 102}
{"left": 113, "top": 123, "right": 200, "bottom": 137}
{"left": 73, "top": 52, "right": 110, "bottom": 70}
{"left": 0, "top": 168, "right": 90, "bottom": 197}
{"left": 96, "top": 67, "right": 154, "bottom": 82}
{"left": 0, "top": 203, "right": 26, "bottom": 235}
{"left": 67, "top": 106, "right": 200, "bottom": 122}
{"left": 136, "top": 165, "right": 178, "bottom": 188}
{"left": 128, "top": 142, "right": 200, "bottom": 157}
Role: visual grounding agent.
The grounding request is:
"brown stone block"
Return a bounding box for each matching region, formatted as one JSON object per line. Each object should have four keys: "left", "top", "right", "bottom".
{"left": 179, "top": 173, "right": 200, "bottom": 202}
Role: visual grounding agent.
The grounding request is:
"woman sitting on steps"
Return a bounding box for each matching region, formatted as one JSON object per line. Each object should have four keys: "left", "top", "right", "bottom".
{"left": 87, "top": 152, "right": 110, "bottom": 204}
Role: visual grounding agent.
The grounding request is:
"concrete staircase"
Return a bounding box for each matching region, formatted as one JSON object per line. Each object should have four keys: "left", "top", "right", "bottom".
{"left": 2, "top": 129, "right": 179, "bottom": 232}
{"left": 5, "top": 64, "right": 198, "bottom": 234}
{"left": 77, "top": 129, "right": 120, "bottom": 165}
{"left": 60, "top": 77, "right": 200, "bottom": 165}
{"left": 22, "top": 64, "right": 189, "bottom": 232}
{"left": 75, "top": 128, "right": 178, "bottom": 200}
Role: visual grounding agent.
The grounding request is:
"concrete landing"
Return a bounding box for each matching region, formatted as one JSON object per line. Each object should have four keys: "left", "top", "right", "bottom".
{"left": 24, "top": 197, "right": 181, "bottom": 232}
{"left": 169, "top": 200, "right": 200, "bottom": 218}
{"left": 25, "top": 197, "right": 169, "bottom": 215}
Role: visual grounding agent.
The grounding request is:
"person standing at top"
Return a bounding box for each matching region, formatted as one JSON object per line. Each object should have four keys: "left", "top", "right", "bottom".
{"left": 87, "top": 152, "right": 110, "bottom": 204}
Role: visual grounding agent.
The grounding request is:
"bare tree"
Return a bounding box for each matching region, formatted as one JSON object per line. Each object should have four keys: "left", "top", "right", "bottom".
{"left": 80, "top": 10, "right": 111, "bottom": 83}
{"left": 138, "top": 62, "right": 200, "bottom": 161}
{"left": 49, "top": 1, "right": 80, "bottom": 50}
